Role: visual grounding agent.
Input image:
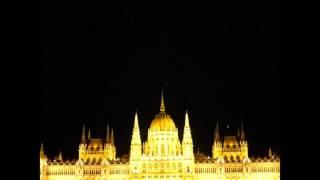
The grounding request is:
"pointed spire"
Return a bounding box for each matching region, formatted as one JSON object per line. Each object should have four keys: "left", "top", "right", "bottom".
{"left": 197, "top": 146, "right": 200, "bottom": 154}
{"left": 134, "top": 110, "right": 139, "bottom": 129}
{"left": 183, "top": 110, "right": 193, "bottom": 145}
{"left": 130, "top": 111, "right": 141, "bottom": 146}
{"left": 58, "top": 151, "right": 63, "bottom": 161}
{"left": 88, "top": 128, "right": 91, "bottom": 140}
{"left": 214, "top": 122, "right": 220, "bottom": 142}
{"left": 111, "top": 128, "right": 114, "bottom": 145}
{"left": 237, "top": 128, "right": 240, "bottom": 138}
{"left": 40, "top": 142, "right": 44, "bottom": 157}
{"left": 160, "top": 89, "right": 166, "bottom": 112}
{"left": 81, "top": 123, "right": 86, "bottom": 143}
{"left": 185, "top": 110, "right": 190, "bottom": 128}
{"left": 268, "top": 147, "right": 272, "bottom": 157}
{"left": 106, "top": 123, "right": 110, "bottom": 144}
{"left": 240, "top": 121, "right": 245, "bottom": 140}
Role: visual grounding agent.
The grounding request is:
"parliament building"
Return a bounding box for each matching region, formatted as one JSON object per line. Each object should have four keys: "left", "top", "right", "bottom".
{"left": 40, "top": 93, "right": 280, "bottom": 180}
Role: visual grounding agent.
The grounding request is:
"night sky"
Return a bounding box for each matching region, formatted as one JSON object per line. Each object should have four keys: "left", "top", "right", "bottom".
{"left": 41, "top": 1, "right": 280, "bottom": 160}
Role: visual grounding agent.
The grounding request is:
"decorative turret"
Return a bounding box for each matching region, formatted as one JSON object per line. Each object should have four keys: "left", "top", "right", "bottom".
{"left": 104, "top": 123, "right": 117, "bottom": 160}
{"left": 160, "top": 89, "right": 165, "bottom": 112}
{"left": 240, "top": 121, "right": 246, "bottom": 141}
{"left": 212, "top": 122, "right": 222, "bottom": 159}
{"left": 88, "top": 128, "right": 91, "bottom": 140}
{"left": 40, "top": 143, "right": 47, "bottom": 180}
{"left": 183, "top": 110, "right": 192, "bottom": 141}
{"left": 40, "top": 142, "right": 45, "bottom": 159}
{"left": 79, "top": 125, "right": 87, "bottom": 160}
{"left": 239, "top": 121, "right": 249, "bottom": 160}
{"left": 214, "top": 122, "right": 220, "bottom": 142}
{"left": 81, "top": 124, "right": 86, "bottom": 144}
{"left": 269, "top": 147, "right": 273, "bottom": 157}
{"left": 182, "top": 110, "right": 195, "bottom": 175}
{"left": 182, "top": 110, "right": 194, "bottom": 159}
{"left": 106, "top": 123, "right": 110, "bottom": 144}
{"left": 58, "top": 151, "right": 63, "bottom": 161}
{"left": 130, "top": 111, "right": 142, "bottom": 176}
{"left": 111, "top": 128, "right": 114, "bottom": 146}
{"left": 130, "top": 111, "right": 142, "bottom": 160}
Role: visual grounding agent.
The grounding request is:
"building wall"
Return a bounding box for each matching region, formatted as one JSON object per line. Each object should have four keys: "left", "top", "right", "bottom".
{"left": 42, "top": 160, "right": 279, "bottom": 180}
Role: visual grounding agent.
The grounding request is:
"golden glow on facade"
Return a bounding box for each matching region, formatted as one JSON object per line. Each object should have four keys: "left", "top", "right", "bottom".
{"left": 40, "top": 93, "right": 280, "bottom": 180}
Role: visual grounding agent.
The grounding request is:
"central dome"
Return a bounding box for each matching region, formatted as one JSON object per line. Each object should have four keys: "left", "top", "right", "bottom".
{"left": 149, "top": 90, "right": 176, "bottom": 131}
{"left": 150, "top": 113, "right": 176, "bottom": 131}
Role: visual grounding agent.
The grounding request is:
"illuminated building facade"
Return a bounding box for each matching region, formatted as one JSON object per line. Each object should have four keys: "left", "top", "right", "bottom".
{"left": 40, "top": 93, "right": 280, "bottom": 180}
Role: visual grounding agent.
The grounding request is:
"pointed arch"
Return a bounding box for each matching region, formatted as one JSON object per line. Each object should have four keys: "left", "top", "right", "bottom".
{"left": 98, "top": 157, "right": 103, "bottom": 165}
{"left": 230, "top": 155, "right": 234, "bottom": 162}
{"left": 224, "top": 155, "right": 228, "bottom": 162}
{"left": 86, "top": 158, "right": 91, "bottom": 165}
{"left": 92, "top": 157, "right": 97, "bottom": 164}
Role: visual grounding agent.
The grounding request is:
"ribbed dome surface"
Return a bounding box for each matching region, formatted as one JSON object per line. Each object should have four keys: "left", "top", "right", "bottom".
{"left": 150, "top": 113, "right": 176, "bottom": 131}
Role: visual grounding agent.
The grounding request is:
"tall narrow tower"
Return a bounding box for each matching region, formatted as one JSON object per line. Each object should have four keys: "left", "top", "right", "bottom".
{"left": 81, "top": 124, "right": 86, "bottom": 144}
{"left": 130, "top": 111, "right": 142, "bottom": 175}
{"left": 212, "top": 122, "right": 222, "bottom": 159}
{"left": 239, "top": 121, "right": 249, "bottom": 160}
{"left": 182, "top": 110, "right": 194, "bottom": 159}
{"left": 40, "top": 143, "right": 47, "bottom": 180}
{"left": 106, "top": 123, "right": 110, "bottom": 144}
{"left": 104, "top": 124, "right": 117, "bottom": 160}
{"left": 79, "top": 124, "right": 87, "bottom": 160}
{"left": 182, "top": 110, "right": 195, "bottom": 175}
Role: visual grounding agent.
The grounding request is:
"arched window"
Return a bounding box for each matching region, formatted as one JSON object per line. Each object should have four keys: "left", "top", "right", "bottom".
{"left": 236, "top": 155, "right": 240, "bottom": 162}
{"left": 86, "top": 158, "right": 91, "bottom": 165}
{"left": 92, "top": 158, "right": 97, "bottom": 164}
{"left": 224, "top": 156, "right": 228, "bottom": 162}
{"left": 230, "top": 155, "right": 234, "bottom": 162}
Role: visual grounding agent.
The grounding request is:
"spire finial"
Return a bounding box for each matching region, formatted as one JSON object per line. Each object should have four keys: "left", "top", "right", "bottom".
{"left": 268, "top": 147, "right": 272, "bottom": 157}
{"left": 40, "top": 142, "right": 44, "bottom": 156}
{"left": 88, "top": 128, "right": 91, "bottom": 140}
{"left": 58, "top": 151, "right": 63, "bottom": 161}
{"left": 160, "top": 89, "right": 166, "bottom": 112}
{"left": 106, "top": 123, "right": 110, "bottom": 143}
{"left": 134, "top": 110, "right": 139, "bottom": 129}
{"left": 214, "top": 122, "right": 220, "bottom": 142}
{"left": 185, "top": 110, "right": 190, "bottom": 128}
{"left": 81, "top": 123, "right": 86, "bottom": 143}
{"left": 40, "top": 142, "right": 44, "bottom": 151}
{"left": 111, "top": 128, "right": 114, "bottom": 145}
{"left": 240, "top": 121, "right": 245, "bottom": 140}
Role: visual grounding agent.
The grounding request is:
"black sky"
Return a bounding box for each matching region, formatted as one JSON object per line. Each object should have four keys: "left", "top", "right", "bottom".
{"left": 41, "top": 1, "right": 280, "bottom": 160}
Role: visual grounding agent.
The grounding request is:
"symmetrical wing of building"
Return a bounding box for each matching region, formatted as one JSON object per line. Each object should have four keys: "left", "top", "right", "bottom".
{"left": 40, "top": 93, "right": 280, "bottom": 180}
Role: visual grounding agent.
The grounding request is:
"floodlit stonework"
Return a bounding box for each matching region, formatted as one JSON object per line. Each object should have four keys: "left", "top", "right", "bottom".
{"left": 40, "top": 93, "right": 280, "bottom": 180}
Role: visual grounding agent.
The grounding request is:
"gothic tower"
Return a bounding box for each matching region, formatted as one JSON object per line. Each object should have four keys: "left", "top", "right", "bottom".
{"left": 182, "top": 110, "right": 195, "bottom": 176}
{"left": 79, "top": 124, "right": 87, "bottom": 160}
{"left": 239, "top": 121, "right": 249, "bottom": 160}
{"left": 104, "top": 123, "right": 117, "bottom": 160}
{"left": 40, "top": 143, "right": 47, "bottom": 180}
{"left": 212, "top": 122, "right": 223, "bottom": 160}
{"left": 129, "top": 111, "right": 142, "bottom": 177}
